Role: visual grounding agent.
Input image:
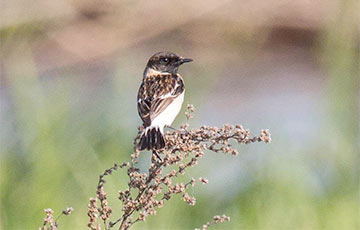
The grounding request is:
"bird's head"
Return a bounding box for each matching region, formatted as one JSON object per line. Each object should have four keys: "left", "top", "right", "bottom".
{"left": 145, "top": 51, "right": 193, "bottom": 75}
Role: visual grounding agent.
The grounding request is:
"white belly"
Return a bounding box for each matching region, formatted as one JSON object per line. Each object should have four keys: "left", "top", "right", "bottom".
{"left": 150, "top": 92, "right": 184, "bottom": 132}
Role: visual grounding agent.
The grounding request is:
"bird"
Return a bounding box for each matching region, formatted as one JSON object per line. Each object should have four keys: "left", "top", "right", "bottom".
{"left": 137, "top": 51, "right": 193, "bottom": 151}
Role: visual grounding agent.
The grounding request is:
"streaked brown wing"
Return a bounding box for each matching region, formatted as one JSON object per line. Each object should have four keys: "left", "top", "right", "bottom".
{"left": 137, "top": 82, "right": 151, "bottom": 126}
{"left": 149, "top": 96, "right": 175, "bottom": 121}
{"left": 137, "top": 73, "right": 184, "bottom": 127}
{"left": 137, "top": 93, "right": 177, "bottom": 126}
{"left": 137, "top": 99, "right": 151, "bottom": 127}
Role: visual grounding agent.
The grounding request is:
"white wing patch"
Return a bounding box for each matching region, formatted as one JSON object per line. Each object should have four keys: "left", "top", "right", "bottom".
{"left": 159, "top": 92, "right": 173, "bottom": 99}
{"left": 150, "top": 91, "right": 184, "bottom": 133}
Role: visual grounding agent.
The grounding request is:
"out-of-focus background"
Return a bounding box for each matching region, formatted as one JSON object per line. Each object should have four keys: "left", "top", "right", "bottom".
{"left": 1, "top": 0, "right": 359, "bottom": 229}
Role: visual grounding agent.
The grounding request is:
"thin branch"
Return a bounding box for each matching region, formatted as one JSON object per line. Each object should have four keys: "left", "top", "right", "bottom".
{"left": 85, "top": 104, "right": 270, "bottom": 230}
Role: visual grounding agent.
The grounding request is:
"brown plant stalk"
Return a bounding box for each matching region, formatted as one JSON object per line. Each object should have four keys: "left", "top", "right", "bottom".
{"left": 86, "top": 104, "right": 271, "bottom": 230}
{"left": 195, "top": 214, "right": 231, "bottom": 230}
{"left": 40, "top": 207, "right": 73, "bottom": 230}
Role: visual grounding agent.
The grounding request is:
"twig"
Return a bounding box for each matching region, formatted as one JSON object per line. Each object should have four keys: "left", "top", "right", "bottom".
{"left": 85, "top": 104, "right": 271, "bottom": 230}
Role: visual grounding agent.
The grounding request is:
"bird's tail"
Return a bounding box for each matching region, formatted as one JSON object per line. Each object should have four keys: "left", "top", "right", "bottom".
{"left": 139, "top": 127, "right": 165, "bottom": 151}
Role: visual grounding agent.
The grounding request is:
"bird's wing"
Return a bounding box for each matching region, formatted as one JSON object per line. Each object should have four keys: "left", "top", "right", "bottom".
{"left": 149, "top": 95, "right": 176, "bottom": 121}
{"left": 137, "top": 87, "right": 152, "bottom": 127}
{"left": 137, "top": 74, "right": 184, "bottom": 127}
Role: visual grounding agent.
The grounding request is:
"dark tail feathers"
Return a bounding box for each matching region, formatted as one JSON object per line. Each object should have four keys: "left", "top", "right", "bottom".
{"left": 139, "top": 127, "right": 165, "bottom": 151}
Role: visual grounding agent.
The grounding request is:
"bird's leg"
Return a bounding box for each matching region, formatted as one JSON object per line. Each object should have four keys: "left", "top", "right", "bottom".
{"left": 166, "top": 126, "right": 181, "bottom": 132}
{"left": 166, "top": 125, "right": 190, "bottom": 134}
{"left": 152, "top": 150, "right": 163, "bottom": 163}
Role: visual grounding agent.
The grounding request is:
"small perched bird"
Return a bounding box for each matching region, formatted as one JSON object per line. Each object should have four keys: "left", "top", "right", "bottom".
{"left": 137, "top": 52, "right": 193, "bottom": 151}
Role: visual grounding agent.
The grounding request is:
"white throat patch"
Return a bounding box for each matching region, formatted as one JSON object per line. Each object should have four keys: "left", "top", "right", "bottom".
{"left": 144, "top": 67, "right": 166, "bottom": 76}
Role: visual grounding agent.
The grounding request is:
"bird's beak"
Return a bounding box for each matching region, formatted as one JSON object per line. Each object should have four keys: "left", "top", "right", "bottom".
{"left": 178, "top": 57, "right": 193, "bottom": 65}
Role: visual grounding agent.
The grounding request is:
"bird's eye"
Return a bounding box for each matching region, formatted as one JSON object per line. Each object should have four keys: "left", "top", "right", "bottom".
{"left": 161, "top": 58, "right": 169, "bottom": 63}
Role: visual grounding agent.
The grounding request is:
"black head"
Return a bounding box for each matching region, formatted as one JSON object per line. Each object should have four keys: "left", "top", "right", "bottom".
{"left": 146, "top": 51, "right": 193, "bottom": 74}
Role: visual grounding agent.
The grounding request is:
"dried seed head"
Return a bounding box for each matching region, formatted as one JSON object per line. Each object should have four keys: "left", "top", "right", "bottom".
{"left": 198, "top": 177, "right": 209, "bottom": 184}
{"left": 86, "top": 106, "right": 269, "bottom": 230}
{"left": 62, "top": 207, "right": 73, "bottom": 216}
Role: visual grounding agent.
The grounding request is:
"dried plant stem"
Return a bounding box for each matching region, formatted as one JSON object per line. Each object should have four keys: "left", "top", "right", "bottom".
{"left": 41, "top": 104, "right": 270, "bottom": 229}
{"left": 40, "top": 207, "right": 73, "bottom": 230}
{"left": 195, "top": 214, "right": 231, "bottom": 230}
{"left": 85, "top": 104, "right": 271, "bottom": 230}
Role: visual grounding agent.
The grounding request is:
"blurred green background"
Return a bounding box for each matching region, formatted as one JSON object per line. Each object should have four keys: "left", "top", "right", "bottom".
{"left": 1, "top": 0, "right": 359, "bottom": 229}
